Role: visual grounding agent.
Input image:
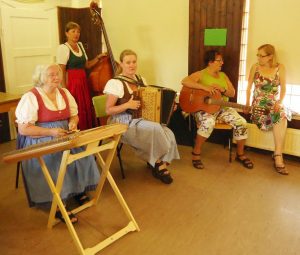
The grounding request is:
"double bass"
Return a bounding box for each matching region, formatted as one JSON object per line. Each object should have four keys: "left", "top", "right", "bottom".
{"left": 89, "top": 1, "right": 119, "bottom": 94}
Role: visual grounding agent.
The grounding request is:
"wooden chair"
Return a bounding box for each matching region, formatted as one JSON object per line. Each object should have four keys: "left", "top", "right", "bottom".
{"left": 188, "top": 113, "right": 233, "bottom": 162}
{"left": 214, "top": 121, "right": 233, "bottom": 162}
{"left": 92, "top": 95, "right": 126, "bottom": 178}
{"left": 11, "top": 110, "right": 22, "bottom": 189}
{"left": 15, "top": 136, "right": 22, "bottom": 188}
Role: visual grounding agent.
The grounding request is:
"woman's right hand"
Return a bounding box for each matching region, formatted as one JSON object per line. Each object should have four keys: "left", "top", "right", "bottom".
{"left": 50, "top": 128, "right": 68, "bottom": 137}
{"left": 206, "top": 86, "right": 220, "bottom": 95}
{"left": 126, "top": 95, "right": 141, "bottom": 110}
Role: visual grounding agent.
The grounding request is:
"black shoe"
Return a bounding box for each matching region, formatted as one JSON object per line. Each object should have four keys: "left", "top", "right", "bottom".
{"left": 55, "top": 210, "right": 78, "bottom": 224}
{"left": 152, "top": 162, "right": 173, "bottom": 184}
{"left": 74, "top": 192, "right": 90, "bottom": 206}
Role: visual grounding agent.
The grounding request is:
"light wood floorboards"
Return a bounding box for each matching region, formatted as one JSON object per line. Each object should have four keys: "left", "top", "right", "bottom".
{"left": 1, "top": 141, "right": 300, "bottom": 255}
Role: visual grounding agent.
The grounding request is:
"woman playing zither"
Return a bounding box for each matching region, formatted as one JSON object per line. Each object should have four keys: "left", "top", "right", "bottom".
{"left": 15, "top": 64, "right": 100, "bottom": 223}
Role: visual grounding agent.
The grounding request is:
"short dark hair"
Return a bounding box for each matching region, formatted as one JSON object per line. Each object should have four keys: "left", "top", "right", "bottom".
{"left": 204, "top": 49, "right": 221, "bottom": 66}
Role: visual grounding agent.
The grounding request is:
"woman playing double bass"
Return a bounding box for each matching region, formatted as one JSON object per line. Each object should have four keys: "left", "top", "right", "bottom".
{"left": 57, "top": 21, "right": 105, "bottom": 130}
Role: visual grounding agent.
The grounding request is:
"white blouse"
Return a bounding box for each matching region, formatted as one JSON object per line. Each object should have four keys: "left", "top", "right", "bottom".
{"left": 56, "top": 42, "right": 88, "bottom": 65}
{"left": 15, "top": 87, "right": 78, "bottom": 124}
{"left": 103, "top": 76, "right": 147, "bottom": 98}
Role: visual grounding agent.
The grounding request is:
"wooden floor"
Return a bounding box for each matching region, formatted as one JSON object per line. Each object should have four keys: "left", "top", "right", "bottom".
{"left": 1, "top": 140, "right": 300, "bottom": 255}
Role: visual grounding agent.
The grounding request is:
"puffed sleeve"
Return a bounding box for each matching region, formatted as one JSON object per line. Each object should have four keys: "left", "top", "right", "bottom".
{"left": 103, "top": 79, "right": 124, "bottom": 98}
{"left": 61, "top": 88, "right": 78, "bottom": 116}
{"left": 56, "top": 44, "right": 70, "bottom": 65}
{"left": 15, "top": 92, "right": 39, "bottom": 124}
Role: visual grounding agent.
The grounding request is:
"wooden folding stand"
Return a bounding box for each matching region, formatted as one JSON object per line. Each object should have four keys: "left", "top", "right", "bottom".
{"left": 2, "top": 123, "right": 140, "bottom": 255}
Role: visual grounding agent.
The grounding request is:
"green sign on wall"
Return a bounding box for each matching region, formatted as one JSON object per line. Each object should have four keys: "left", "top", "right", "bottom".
{"left": 204, "top": 29, "right": 227, "bottom": 46}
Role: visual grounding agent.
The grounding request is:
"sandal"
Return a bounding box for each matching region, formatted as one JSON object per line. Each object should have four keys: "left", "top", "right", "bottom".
{"left": 74, "top": 192, "right": 90, "bottom": 206}
{"left": 152, "top": 162, "right": 173, "bottom": 184}
{"left": 192, "top": 152, "right": 204, "bottom": 169}
{"left": 273, "top": 154, "right": 288, "bottom": 175}
{"left": 55, "top": 210, "right": 78, "bottom": 224}
{"left": 235, "top": 154, "right": 254, "bottom": 169}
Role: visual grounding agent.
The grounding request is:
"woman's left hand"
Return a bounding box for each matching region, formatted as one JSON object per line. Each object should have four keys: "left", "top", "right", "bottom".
{"left": 97, "top": 52, "right": 107, "bottom": 60}
{"left": 274, "top": 101, "right": 282, "bottom": 112}
{"left": 68, "top": 121, "right": 77, "bottom": 131}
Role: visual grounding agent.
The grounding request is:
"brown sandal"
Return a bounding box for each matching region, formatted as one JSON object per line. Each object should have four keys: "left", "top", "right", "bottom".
{"left": 192, "top": 152, "right": 204, "bottom": 169}
{"left": 273, "top": 154, "right": 288, "bottom": 175}
{"left": 235, "top": 154, "right": 253, "bottom": 169}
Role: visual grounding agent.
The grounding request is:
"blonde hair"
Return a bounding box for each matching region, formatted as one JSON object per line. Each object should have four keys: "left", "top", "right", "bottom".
{"left": 32, "top": 64, "right": 62, "bottom": 87}
{"left": 258, "top": 44, "right": 278, "bottom": 66}
{"left": 65, "top": 21, "right": 80, "bottom": 32}
{"left": 119, "top": 49, "right": 137, "bottom": 62}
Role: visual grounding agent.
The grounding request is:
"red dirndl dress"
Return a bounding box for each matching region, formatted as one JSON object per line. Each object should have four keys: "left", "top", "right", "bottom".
{"left": 66, "top": 43, "right": 93, "bottom": 130}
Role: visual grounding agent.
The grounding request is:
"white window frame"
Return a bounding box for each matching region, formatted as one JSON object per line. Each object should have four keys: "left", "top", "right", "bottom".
{"left": 237, "top": 0, "right": 299, "bottom": 114}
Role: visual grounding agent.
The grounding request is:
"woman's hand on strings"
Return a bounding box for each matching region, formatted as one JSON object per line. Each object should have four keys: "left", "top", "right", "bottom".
{"left": 96, "top": 52, "right": 107, "bottom": 61}
{"left": 50, "top": 128, "right": 68, "bottom": 137}
{"left": 207, "top": 85, "right": 222, "bottom": 95}
{"left": 68, "top": 121, "right": 77, "bottom": 131}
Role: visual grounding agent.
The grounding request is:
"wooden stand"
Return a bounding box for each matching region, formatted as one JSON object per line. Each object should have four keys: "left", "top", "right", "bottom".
{"left": 3, "top": 123, "right": 140, "bottom": 255}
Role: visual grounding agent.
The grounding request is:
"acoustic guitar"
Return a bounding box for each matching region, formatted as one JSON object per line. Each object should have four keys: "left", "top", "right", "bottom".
{"left": 179, "top": 86, "right": 250, "bottom": 113}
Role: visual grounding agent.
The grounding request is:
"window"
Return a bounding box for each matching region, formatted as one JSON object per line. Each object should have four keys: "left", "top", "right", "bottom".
{"left": 237, "top": 0, "right": 250, "bottom": 106}
{"left": 237, "top": 0, "right": 299, "bottom": 114}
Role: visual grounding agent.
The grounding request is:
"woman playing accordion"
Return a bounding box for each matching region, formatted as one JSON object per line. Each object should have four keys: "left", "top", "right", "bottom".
{"left": 103, "top": 49, "right": 180, "bottom": 184}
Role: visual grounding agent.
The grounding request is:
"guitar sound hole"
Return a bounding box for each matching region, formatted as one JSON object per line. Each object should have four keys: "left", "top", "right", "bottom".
{"left": 204, "top": 96, "right": 211, "bottom": 104}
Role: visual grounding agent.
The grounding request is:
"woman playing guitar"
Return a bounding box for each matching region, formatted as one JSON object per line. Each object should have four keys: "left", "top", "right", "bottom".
{"left": 181, "top": 49, "right": 253, "bottom": 170}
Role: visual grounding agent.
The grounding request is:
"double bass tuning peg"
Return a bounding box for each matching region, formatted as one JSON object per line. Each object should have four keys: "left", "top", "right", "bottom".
{"left": 90, "top": 1, "right": 101, "bottom": 25}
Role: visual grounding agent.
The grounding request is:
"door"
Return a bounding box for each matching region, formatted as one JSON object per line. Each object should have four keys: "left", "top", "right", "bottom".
{"left": 0, "top": 2, "right": 59, "bottom": 141}
{"left": 0, "top": 4, "right": 59, "bottom": 94}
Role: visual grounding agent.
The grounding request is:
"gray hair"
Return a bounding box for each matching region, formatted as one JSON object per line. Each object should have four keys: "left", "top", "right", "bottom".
{"left": 32, "top": 64, "right": 62, "bottom": 87}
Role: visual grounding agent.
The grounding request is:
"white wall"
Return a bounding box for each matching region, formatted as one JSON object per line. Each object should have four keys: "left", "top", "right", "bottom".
{"left": 247, "top": 0, "right": 300, "bottom": 85}
{"left": 102, "top": 0, "right": 188, "bottom": 91}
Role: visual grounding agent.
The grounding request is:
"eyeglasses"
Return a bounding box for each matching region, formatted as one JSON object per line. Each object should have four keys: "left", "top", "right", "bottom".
{"left": 256, "top": 54, "right": 269, "bottom": 58}
{"left": 47, "top": 73, "right": 60, "bottom": 78}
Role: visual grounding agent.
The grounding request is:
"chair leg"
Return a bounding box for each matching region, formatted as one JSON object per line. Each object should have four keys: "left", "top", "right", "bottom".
{"left": 15, "top": 161, "right": 21, "bottom": 189}
{"left": 117, "top": 143, "right": 125, "bottom": 179}
{"left": 229, "top": 130, "right": 233, "bottom": 163}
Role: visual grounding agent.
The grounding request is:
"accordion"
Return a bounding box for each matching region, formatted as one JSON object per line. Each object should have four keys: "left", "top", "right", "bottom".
{"left": 132, "top": 85, "right": 176, "bottom": 125}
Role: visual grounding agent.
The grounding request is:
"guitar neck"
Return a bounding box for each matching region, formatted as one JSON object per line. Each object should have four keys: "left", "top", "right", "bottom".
{"left": 208, "top": 98, "right": 248, "bottom": 111}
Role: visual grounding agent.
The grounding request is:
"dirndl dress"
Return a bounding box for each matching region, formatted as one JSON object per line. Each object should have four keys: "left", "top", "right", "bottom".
{"left": 66, "top": 43, "right": 93, "bottom": 130}
{"left": 19, "top": 88, "right": 100, "bottom": 207}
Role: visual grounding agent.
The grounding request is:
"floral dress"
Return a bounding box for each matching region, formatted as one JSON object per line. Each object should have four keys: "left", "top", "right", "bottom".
{"left": 251, "top": 65, "right": 291, "bottom": 131}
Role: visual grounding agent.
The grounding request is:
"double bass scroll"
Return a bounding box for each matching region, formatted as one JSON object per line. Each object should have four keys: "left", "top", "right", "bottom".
{"left": 89, "top": 1, "right": 120, "bottom": 94}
